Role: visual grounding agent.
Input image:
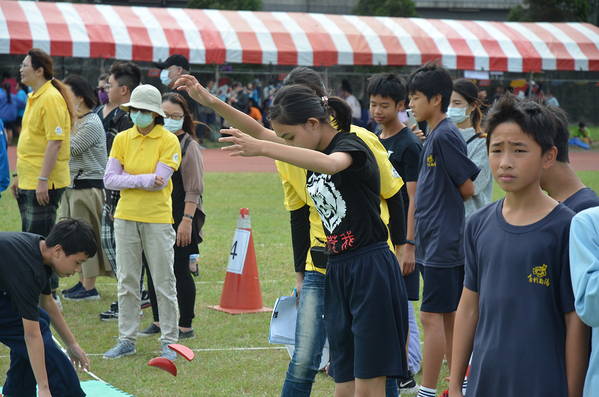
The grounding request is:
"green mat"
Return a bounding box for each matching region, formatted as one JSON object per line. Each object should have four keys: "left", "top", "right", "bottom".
{"left": 81, "top": 380, "right": 134, "bottom": 396}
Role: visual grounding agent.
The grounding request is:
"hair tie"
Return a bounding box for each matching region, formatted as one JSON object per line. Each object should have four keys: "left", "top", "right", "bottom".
{"left": 321, "top": 96, "right": 328, "bottom": 108}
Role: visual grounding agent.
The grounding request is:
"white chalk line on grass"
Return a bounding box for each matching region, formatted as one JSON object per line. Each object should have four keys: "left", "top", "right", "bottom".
{"left": 96, "top": 279, "right": 281, "bottom": 286}
{"left": 0, "top": 346, "right": 286, "bottom": 359}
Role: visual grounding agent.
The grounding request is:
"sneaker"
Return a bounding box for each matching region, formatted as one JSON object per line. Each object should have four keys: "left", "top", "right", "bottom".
{"left": 398, "top": 371, "right": 419, "bottom": 394}
{"left": 138, "top": 323, "right": 161, "bottom": 337}
{"left": 103, "top": 340, "right": 136, "bottom": 359}
{"left": 54, "top": 294, "right": 63, "bottom": 312}
{"left": 99, "top": 309, "right": 119, "bottom": 322}
{"left": 61, "top": 282, "right": 83, "bottom": 296}
{"left": 64, "top": 288, "right": 100, "bottom": 301}
{"left": 179, "top": 328, "right": 195, "bottom": 339}
{"left": 140, "top": 290, "right": 151, "bottom": 309}
{"left": 161, "top": 342, "right": 177, "bottom": 362}
{"left": 110, "top": 301, "right": 118, "bottom": 312}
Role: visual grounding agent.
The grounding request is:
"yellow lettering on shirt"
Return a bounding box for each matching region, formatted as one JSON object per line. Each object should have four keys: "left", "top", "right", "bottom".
{"left": 528, "top": 264, "right": 550, "bottom": 287}
{"left": 427, "top": 155, "right": 436, "bottom": 167}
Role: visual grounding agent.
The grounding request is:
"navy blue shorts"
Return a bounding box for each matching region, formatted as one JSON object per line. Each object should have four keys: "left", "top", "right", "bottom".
{"left": 324, "top": 242, "right": 409, "bottom": 383}
{"left": 418, "top": 264, "right": 464, "bottom": 313}
{"left": 403, "top": 267, "right": 420, "bottom": 301}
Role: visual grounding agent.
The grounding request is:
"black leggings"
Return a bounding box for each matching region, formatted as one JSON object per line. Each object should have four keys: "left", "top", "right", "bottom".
{"left": 145, "top": 255, "right": 196, "bottom": 328}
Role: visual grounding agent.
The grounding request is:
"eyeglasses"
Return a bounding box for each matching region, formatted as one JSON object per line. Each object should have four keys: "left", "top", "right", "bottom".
{"left": 20, "top": 63, "right": 32, "bottom": 70}
{"left": 130, "top": 107, "right": 152, "bottom": 115}
{"left": 105, "top": 84, "right": 124, "bottom": 89}
{"left": 164, "top": 113, "right": 184, "bottom": 121}
{"left": 96, "top": 87, "right": 106, "bottom": 92}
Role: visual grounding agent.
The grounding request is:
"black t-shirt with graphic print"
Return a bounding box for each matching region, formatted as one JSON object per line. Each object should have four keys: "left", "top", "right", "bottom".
{"left": 306, "top": 131, "right": 388, "bottom": 255}
{"left": 0, "top": 232, "right": 52, "bottom": 321}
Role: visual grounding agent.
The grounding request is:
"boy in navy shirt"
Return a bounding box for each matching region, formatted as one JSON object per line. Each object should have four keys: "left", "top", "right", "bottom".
{"left": 368, "top": 72, "right": 423, "bottom": 392}
{"left": 540, "top": 105, "right": 599, "bottom": 213}
{"left": 0, "top": 218, "right": 96, "bottom": 397}
{"left": 450, "top": 95, "right": 588, "bottom": 397}
{"left": 407, "top": 62, "right": 479, "bottom": 397}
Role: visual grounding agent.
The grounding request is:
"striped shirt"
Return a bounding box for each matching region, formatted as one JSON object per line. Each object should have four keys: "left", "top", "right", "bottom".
{"left": 69, "top": 112, "right": 107, "bottom": 187}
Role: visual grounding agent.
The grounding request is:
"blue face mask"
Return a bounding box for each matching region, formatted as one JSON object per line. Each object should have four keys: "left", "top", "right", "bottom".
{"left": 164, "top": 118, "right": 184, "bottom": 133}
{"left": 160, "top": 69, "right": 172, "bottom": 87}
{"left": 130, "top": 111, "right": 154, "bottom": 128}
{"left": 447, "top": 106, "right": 470, "bottom": 124}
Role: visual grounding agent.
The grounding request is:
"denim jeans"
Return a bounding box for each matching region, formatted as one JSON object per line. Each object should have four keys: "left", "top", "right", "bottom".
{"left": 280, "top": 271, "right": 399, "bottom": 397}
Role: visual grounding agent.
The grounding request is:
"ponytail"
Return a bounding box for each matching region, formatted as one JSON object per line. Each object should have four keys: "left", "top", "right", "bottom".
{"left": 28, "top": 48, "right": 75, "bottom": 126}
{"left": 3, "top": 83, "right": 11, "bottom": 104}
{"left": 270, "top": 84, "right": 352, "bottom": 132}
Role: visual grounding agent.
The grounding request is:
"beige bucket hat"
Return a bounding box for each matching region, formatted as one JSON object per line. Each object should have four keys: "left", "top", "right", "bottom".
{"left": 120, "top": 84, "right": 166, "bottom": 117}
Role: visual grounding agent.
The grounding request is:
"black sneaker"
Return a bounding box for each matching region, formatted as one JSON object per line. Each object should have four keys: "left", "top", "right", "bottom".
{"left": 398, "top": 371, "right": 419, "bottom": 394}
{"left": 179, "top": 328, "right": 195, "bottom": 339}
{"left": 138, "top": 323, "right": 161, "bottom": 337}
{"left": 140, "top": 290, "right": 151, "bottom": 309}
{"left": 100, "top": 309, "right": 118, "bottom": 322}
{"left": 61, "top": 282, "right": 83, "bottom": 296}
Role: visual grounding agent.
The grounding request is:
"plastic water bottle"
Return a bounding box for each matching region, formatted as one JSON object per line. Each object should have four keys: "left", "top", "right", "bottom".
{"left": 189, "top": 254, "right": 199, "bottom": 277}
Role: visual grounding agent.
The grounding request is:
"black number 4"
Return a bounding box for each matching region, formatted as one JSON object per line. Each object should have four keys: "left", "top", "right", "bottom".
{"left": 230, "top": 241, "right": 238, "bottom": 259}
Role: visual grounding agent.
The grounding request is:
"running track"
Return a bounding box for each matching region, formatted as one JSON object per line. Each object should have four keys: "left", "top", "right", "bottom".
{"left": 6, "top": 146, "right": 599, "bottom": 173}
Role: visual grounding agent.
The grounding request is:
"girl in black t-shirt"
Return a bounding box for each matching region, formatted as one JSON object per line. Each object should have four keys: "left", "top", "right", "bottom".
{"left": 219, "top": 85, "right": 409, "bottom": 396}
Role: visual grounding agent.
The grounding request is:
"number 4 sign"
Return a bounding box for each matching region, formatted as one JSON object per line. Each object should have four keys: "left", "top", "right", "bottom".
{"left": 227, "top": 229, "right": 251, "bottom": 274}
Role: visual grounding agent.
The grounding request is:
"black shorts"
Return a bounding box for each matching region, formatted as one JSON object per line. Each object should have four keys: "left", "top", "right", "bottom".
{"left": 324, "top": 242, "right": 409, "bottom": 383}
{"left": 404, "top": 267, "right": 420, "bottom": 301}
{"left": 418, "top": 264, "right": 464, "bottom": 313}
{"left": 2, "top": 119, "right": 15, "bottom": 130}
{"left": 15, "top": 116, "right": 22, "bottom": 127}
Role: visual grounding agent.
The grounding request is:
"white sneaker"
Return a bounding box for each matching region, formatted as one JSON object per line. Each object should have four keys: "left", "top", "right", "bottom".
{"left": 54, "top": 294, "right": 63, "bottom": 312}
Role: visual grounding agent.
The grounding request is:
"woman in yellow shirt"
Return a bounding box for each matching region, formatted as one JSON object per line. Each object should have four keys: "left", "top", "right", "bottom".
{"left": 10, "top": 48, "right": 75, "bottom": 309}
{"left": 102, "top": 85, "right": 181, "bottom": 362}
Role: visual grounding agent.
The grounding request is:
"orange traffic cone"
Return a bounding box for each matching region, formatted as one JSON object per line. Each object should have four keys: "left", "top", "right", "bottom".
{"left": 208, "top": 208, "right": 272, "bottom": 314}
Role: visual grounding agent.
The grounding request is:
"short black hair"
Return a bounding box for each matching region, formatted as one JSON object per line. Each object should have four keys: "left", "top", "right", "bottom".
{"left": 341, "top": 79, "right": 352, "bottom": 94}
{"left": 109, "top": 61, "right": 141, "bottom": 95}
{"left": 64, "top": 75, "right": 98, "bottom": 110}
{"left": 367, "top": 73, "right": 406, "bottom": 105}
{"left": 484, "top": 94, "right": 556, "bottom": 156}
{"left": 231, "top": 81, "right": 242, "bottom": 89}
{"left": 46, "top": 218, "right": 97, "bottom": 258}
{"left": 406, "top": 60, "right": 453, "bottom": 113}
{"left": 283, "top": 67, "right": 327, "bottom": 97}
{"left": 545, "top": 104, "right": 570, "bottom": 163}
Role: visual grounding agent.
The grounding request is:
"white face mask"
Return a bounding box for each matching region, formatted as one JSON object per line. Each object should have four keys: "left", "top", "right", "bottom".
{"left": 164, "top": 118, "right": 184, "bottom": 133}
{"left": 447, "top": 106, "right": 470, "bottom": 124}
{"left": 160, "top": 69, "right": 172, "bottom": 87}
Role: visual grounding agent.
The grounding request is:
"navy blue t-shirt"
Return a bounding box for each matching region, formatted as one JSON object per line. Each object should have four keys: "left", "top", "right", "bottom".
{"left": 307, "top": 131, "right": 387, "bottom": 255}
{"left": 464, "top": 199, "right": 576, "bottom": 396}
{"left": 376, "top": 126, "right": 422, "bottom": 217}
{"left": 0, "top": 232, "right": 52, "bottom": 321}
{"left": 414, "top": 118, "right": 480, "bottom": 267}
{"left": 563, "top": 187, "right": 599, "bottom": 213}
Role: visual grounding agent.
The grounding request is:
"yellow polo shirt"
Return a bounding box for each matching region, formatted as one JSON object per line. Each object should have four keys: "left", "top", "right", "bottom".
{"left": 110, "top": 125, "right": 181, "bottom": 224}
{"left": 276, "top": 125, "right": 404, "bottom": 274}
{"left": 17, "top": 80, "right": 71, "bottom": 190}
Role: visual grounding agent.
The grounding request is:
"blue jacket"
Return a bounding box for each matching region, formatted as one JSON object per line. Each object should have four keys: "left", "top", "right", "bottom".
{"left": 570, "top": 206, "right": 599, "bottom": 397}
{"left": 0, "top": 90, "right": 26, "bottom": 122}
{"left": 0, "top": 120, "right": 9, "bottom": 198}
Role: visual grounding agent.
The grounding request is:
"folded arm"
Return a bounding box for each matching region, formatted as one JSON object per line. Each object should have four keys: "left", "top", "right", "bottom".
{"left": 104, "top": 158, "right": 173, "bottom": 191}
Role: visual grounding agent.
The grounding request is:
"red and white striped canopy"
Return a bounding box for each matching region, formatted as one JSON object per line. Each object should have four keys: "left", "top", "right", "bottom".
{"left": 1, "top": 0, "right": 599, "bottom": 72}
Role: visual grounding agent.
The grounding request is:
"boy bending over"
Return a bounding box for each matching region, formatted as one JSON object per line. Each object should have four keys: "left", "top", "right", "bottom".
{"left": 0, "top": 218, "right": 95, "bottom": 397}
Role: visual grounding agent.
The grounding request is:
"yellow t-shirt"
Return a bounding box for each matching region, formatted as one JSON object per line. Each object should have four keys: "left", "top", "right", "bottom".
{"left": 16, "top": 81, "right": 71, "bottom": 190}
{"left": 110, "top": 125, "right": 181, "bottom": 224}
{"left": 276, "top": 125, "right": 404, "bottom": 274}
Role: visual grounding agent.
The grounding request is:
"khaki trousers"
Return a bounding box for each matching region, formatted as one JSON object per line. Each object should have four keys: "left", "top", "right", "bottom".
{"left": 114, "top": 219, "right": 178, "bottom": 344}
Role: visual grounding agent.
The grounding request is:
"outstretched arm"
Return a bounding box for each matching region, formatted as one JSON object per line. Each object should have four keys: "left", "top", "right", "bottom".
{"left": 175, "top": 75, "right": 284, "bottom": 144}
{"left": 221, "top": 128, "right": 352, "bottom": 175}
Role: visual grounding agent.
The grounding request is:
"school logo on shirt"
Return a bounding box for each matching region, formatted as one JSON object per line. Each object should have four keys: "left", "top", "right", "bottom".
{"left": 55, "top": 126, "right": 63, "bottom": 135}
{"left": 427, "top": 155, "right": 436, "bottom": 167}
{"left": 173, "top": 153, "right": 179, "bottom": 164}
{"left": 306, "top": 173, "right": 346, "bottom": 233}
{"left": 528, "top": 264, "right": 550, "bottom": 286}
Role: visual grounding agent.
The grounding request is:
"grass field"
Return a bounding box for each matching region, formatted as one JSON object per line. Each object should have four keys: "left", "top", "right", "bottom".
{"left": 1, "top": 171, "right": 598, "bottom": 396}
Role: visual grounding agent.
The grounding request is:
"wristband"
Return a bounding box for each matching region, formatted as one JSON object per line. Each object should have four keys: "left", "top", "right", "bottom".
{"left": 183, "top": 214, "right": 194, "bottom": 220}
{"left": 406, "top": 239, "right": 415, "bottom": 246}
{"left": 12, "top": 173, "right": 17, "bottom": 177}
{"left": 38, "top": 176, "right": 49, "bottom": 181}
